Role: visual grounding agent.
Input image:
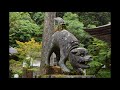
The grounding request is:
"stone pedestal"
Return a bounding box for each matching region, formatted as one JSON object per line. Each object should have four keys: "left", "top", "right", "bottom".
{"left": 45, "top": 66, "right": 62, "bottom": 74}
{"left": 39, "top": 75, "right": 95, "bottom": 78}
{"left": 39, "top": 66, "right": 95, "bottom": 78}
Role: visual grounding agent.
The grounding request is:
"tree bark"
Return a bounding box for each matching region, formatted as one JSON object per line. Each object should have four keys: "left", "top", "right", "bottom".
{"left": 40, "top": 12, "right": 56, "bottom": 75}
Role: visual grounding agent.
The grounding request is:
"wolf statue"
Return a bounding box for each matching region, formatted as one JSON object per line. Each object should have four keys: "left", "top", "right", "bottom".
{"left": 46, "top": 17, "right": 92, "bottom": 74}
{"left": 46, "top": 30, "right": 92, "bottom": 74}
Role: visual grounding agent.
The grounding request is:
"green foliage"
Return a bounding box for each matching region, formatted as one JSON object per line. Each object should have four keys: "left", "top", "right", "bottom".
{"left": 64, "top": 12, "right": 80, "bottom": 21}
{"left": 57, "top": 12, "right": 111, "bottom": 26}
{"left": 9, "top": 12, "right": 33, "bottom": 24}
{"left": 63, "top": 12, "right": 94, "bottom": 48}
{"left": 87, "top": 38, "right": 111, "bottom": 76}
{"left": 96, "top": 69, "right": 111, "bottom": 78}
{"left": 87, "top": 24, "right": 96, "bottom": 29}
{"left": 30, "top": 12, "right": 44, "bottom": 25}
{"left": 16, "top": 38, "right": 42, "bottom": 62}
{"left": 27, "top": 67, "right": 40, "bottom": 72}
{"left": 88, "top": 38, "right": 109, "bottom": 61}
{"left": 74, "top": 12, "right": 111, "bottom": 26}
{"left": 9, "top": 59, "right": 23, "bottom": 77}
{"left": 63, "top": 12, "right": 88, "bottom": 44}
{"left": 9, "top": 12, "right": 43, "bottom": 47}
{"left": 87, "top": 61, "right": 102, "bottom": 74}
{"left": 9, "top": 38, "right": 42, "bottom": 76}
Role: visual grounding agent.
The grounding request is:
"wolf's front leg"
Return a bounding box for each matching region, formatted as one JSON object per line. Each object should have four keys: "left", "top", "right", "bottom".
{"left": 58, "top": 50, "right": 70, "bottom": 73}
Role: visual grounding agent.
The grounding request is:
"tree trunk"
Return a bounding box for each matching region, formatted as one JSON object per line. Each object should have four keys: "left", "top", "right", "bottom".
{"left": 40, "top": 12, "right": 56, "bottom": 75}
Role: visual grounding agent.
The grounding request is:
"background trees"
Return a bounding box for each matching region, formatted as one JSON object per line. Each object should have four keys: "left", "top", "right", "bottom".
{"left": 9, "top": 12, "right": 43, "bottom": 47}
{"left": 57, "top": 12, "right": 111, "bottom": 27}
{"left": 9, "top": 12, "right": 111, "bottom": 47}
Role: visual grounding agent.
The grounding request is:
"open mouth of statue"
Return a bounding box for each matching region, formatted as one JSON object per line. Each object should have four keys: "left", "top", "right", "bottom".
{"left": 81, "top": 61, "right": 86, "bottom": 64}
{"left": 79, "top": 61, "right": 90, "bottom": 69}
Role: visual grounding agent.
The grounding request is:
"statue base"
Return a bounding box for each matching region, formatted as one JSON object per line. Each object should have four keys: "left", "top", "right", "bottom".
{"left": 39, "top": 66, "right": 95, "bottom": 78}
{"left": 38, "top": 75, "right": 95, "bottom": 78}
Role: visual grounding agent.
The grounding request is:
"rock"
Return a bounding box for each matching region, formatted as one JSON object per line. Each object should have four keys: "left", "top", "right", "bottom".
{"left": 9, "top": 47, "right": 18, "bottom": 54}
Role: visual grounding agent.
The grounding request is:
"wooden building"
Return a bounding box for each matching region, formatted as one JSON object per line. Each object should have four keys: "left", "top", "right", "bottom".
{"left": 84, "top": 23, "right": 111, "bottom": 47}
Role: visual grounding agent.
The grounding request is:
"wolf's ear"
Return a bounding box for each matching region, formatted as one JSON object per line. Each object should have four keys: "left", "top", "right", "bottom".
{"left": 71, "top": 49, "right": 78, "bottom": 54}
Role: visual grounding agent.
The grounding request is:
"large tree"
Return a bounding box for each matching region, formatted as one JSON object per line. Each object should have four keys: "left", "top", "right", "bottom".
{"left": 40, "top": 12, "right": 56, "bottom": 74}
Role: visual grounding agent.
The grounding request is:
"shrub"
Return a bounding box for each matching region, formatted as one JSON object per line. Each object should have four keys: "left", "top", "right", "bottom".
{"left": 9, "top": 59, "right": 23, "bottom": 77}
{"left": 87, "top": 38, "right": 111, "bottom": 76}
{"left": 16, "top": 38, "right": 42, "bottom": 62}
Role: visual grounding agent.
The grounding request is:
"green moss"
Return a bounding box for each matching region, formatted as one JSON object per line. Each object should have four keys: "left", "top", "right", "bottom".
{"left": 38, "top": 75, "right": 48, "bottom": 78}
{"left": 53, "top": 74, "right": 65, "bottom": 78}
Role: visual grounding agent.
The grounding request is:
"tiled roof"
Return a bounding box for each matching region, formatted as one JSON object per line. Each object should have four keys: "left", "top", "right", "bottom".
{"left": 84, "top": 24, "right": 111, "bottom": 44}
